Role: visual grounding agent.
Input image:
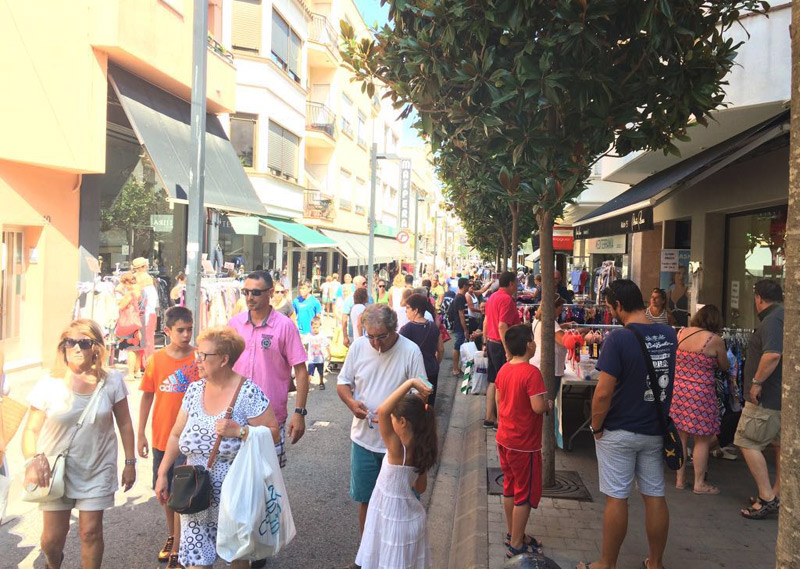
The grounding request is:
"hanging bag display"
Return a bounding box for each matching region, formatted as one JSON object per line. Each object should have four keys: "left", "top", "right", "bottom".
{"left": 627, "top": 326, "right": 684, "bottom": 471}
{"left": 22, "top": 378, "right": 106, "bottom": 503}
{"left": 168, "top": 377, "right": 245, "bottom": 515}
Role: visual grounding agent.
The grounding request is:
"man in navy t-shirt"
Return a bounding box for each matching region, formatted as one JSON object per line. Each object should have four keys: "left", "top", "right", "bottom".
{"left": 579, "top": 279, "right": 677, "bottom": 569}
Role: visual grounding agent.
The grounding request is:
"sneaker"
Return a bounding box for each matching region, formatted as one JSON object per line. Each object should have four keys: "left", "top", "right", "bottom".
{"left": 166, "top": 554, "right": 184, "bottom": 569}
{"left": 319, "top": 383, "right": 326, "bottom": 391}
{"left": 158, "top": 536, "right": 174, "bottom": 563}
{"left": 711, "top": 448, "right": 737, "bottom": 460}
{"left": 483, "top": 420, "right": 496, "bottom": 428}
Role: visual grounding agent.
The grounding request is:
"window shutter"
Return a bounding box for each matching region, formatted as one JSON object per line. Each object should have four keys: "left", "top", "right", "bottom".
{"left": 272, "top": 11, "right": 289, "bottom": 63}
{"left": 282, "top": 129, "right": 300, "bottom": 179}
{"left": 232, "top": 0, "right": 261, "bottom": 53}
{"left": 268, "top": 121, "right": 283, "bottom": 172}
{"left": 288, "top": 30, "right": 302, "bottom": 78}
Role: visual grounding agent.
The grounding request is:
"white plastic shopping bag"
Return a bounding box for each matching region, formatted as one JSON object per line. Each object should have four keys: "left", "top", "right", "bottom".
{"left": 216, "top": 426, "right": 296, "bottom": 561}
{"left": 470, "top": 353, "right": 489, "bottom": 395}
{"left": 459, "top": 341, "right": 477, "bottom": 370}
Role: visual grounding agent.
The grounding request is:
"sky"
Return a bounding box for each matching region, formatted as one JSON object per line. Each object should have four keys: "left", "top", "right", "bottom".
{"left": 354, "top": 0, "right": 425, "bottom": 147}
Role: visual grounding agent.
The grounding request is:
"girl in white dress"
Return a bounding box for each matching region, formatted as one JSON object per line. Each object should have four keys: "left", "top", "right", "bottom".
{"left": 355, "top": 378, "right": 437, "bottom": 569}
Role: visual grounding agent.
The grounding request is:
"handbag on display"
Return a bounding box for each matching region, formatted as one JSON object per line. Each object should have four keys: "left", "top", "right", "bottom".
{"left": 168, "top": 378, "right": 245, "bottom": 514}
{"left": 0, "top": 389, "right": 28, "bottom": 457}
{"left": 22, "top": 379, "right": 106, "bottom": 503}
{"left": 627, "top": 326, "right": 684, "bottom": 471}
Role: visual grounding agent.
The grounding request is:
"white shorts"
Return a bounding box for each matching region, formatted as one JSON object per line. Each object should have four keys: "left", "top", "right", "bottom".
{"left": 40, "top": 494, "right": 115, "bottom": 512}
{"left": 595, "top": 429, "right": 665, "bottom": 499}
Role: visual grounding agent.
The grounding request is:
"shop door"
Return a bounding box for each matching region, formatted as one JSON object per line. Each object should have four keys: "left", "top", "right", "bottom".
{"left": 1, "top": 229, "right": 24, "bottom": 341}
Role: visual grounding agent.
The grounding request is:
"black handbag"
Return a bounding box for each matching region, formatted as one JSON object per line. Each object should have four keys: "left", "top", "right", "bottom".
{"left": 168, "top": 378, "right": 245, "bottom": 514}
{"left": 627, "top": 326, "right": 685, "bottom": 471}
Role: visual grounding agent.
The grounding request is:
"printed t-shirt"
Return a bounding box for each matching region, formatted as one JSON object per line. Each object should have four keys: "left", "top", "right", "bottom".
{"left": 337, "top": 335, "right": 426, "bottom": 453}
{"left": 140, "top": 349, "right": 200, "bottom": 450}
{"left": 304, "top": 332, "right": 330, "bottom": 364}
{"left": 531, "top": 320, "right": 567, "bottom": 377}
{"left": 293, "top": 295, "right": 322, "bottom": 335}
{"left": 485, "top": 288, "right": 520, "bottom": 342}
{"left": 595, "top": 323, "right": 678, "bottom": 436}
{"left": 495, "top": 362, "right": 546, "bottom": 452}
{"left": 229, "top": 309, "right": 307, "bottom": 424}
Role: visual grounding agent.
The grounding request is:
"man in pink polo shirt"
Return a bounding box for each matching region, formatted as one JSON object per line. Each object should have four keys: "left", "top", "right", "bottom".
{"left": 228, "top": 270, "right": 309, "bottom": 468}
{"left": 483, "top": 271, "right": 520, "bottom": 427}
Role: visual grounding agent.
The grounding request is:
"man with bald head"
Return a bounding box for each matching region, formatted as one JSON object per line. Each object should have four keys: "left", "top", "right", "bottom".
{"left": 342, "top": 275, "right": 372, "bottom": 347}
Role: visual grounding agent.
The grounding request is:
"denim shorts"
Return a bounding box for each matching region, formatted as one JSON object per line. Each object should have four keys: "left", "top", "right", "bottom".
{"left": 453, "top": 329, "right": 466, "bottom": 351}
{"left": 595, "top": 429, "right": 664, "bottom": 499}
{"left": 349, "top": 442, "right": 385, "bottom": 503}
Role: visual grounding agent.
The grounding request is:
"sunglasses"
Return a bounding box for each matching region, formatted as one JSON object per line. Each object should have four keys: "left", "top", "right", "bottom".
{"left": 378, "top": 284, "right": 386, "bottom": 288}
{"left": 62, "top": 338, "right": 96, "bottom": 350}
{"left": 196, "top": 352, "right": 220, "bottom": 362}
{"left": 366, "top": 332, "right": 390, "bottom": 341}
{"left": 242, "top": 288, "right": 269, "bottom": 297}
{"left": 274, "top": 290, "right": 286, "bottom": 294}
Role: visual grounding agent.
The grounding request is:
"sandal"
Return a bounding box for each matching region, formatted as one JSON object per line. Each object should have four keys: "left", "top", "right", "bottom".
{"left": 506, "top": 541, "right": 538, "bottom": 558}
{"left": 166, "top": 554, "right": 185, "bottom": 569}
{"left": 158, "top": 536, "right": 174, "bottom": 562}
{"left": 504, "top": 533, "right": 543, "bottom": 553}
{"left": 741, "top": 496, "right": 779, "bottom": 520}
{"left": 693, "top": 486, "right": 720, "bottom": 495}
{"left": 641, "top": 560, "right": 667, "bottom": 569}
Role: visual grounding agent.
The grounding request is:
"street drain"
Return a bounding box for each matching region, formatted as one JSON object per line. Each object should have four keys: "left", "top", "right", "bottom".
{"left": 505, "top": 554, "right": 563, "bottom": 568}
{"left": 487, "top": 468, "right": 592, "bottom": 502}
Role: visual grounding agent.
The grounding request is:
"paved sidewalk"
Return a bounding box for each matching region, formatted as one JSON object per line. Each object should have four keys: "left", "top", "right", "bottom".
{"left": 485, "top": 423, "right": 778, "bottom": 569}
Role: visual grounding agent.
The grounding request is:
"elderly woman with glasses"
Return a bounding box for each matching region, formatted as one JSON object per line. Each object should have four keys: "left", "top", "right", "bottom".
{"left": 21, "top": 319, "right": 136, "bottom": 569}
{"left": 155, "top": 327, "right": 280, "bottom": 569}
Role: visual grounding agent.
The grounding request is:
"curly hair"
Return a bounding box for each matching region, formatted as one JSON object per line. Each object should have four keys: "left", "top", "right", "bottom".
{"left": 392, "top": 393, "right": 438, "bottom": 474}
{"left": 197, "top": 326, "right": 246, "bottom": 366}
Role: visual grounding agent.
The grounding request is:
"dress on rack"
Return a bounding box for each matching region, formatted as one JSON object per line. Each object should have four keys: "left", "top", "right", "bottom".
{"left": 355, "top": 445, "right": 431, "bottom": 569}
{"left": 671, "top": 334, "right": 719, "bottom": 436}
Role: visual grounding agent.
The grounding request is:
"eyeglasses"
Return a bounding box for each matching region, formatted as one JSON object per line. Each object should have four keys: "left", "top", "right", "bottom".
{"left": 196, "top": 352, "right": 220, "bottom": 362}
{"left": 365, "top": 332, "right": 390, "bottom": 341}
{"left": 242, "top": 288, "right": 269, "bottom": 297}
{"left": 274, "top": 290, "right": 286, "bottom": 295}
{"left": 62, "top": 338, "right": 96, "bottom": 350}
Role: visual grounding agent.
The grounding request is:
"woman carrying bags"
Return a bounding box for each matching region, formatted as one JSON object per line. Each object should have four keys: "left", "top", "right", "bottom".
{"left": 21, "top": 319, "right": 136, "bottom": 569}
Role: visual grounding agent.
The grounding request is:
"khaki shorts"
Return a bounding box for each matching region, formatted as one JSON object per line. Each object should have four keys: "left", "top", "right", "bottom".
{"left": 734, "top": 402, "right": 781, "bottom": 451}
{"left": 40, "top": 494, "right": 114, "bottom": 512}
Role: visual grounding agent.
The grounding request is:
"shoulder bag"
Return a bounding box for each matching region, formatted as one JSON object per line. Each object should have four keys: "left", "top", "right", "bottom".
{"left": 168, "top": 377, "right": 246, "bottom": 515}
{"left": 22, "top": 378, "right": 106, "bottom": 503}
{"left": 627, "top": 326, "right": 684, "bottom": 471}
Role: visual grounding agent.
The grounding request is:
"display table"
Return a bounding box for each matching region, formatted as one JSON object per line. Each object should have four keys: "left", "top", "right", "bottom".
{"left": 556, "top": 369, "right": 599, "bottom": 451}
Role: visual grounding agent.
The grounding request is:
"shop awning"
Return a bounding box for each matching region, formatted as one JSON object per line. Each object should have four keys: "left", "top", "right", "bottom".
{"left": 574, "top": 110, "right": 790, "bottom": 238}
{"left": 108, "top": 65, "right": 266, "bottom": 215}
{"left": 320, "top": 229, "right": 404, "bottom": 264}
{"left": 259, "top": 217, "right": 337, "bottom": 248}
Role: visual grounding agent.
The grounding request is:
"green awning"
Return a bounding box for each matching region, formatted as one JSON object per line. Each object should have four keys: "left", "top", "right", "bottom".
{"left": 259, "top": 217, "right": 337, "bottom": 248}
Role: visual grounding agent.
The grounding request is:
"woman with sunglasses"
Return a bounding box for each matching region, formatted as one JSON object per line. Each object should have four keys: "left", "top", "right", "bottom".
{"left": 271, "top": 284, "right": 297, "bottom": 323}
{"left": 21, "top": 319, "right": 136, "bottom": 569}
{"left": 375, "top": 279, "right": 390, "bottom": 304}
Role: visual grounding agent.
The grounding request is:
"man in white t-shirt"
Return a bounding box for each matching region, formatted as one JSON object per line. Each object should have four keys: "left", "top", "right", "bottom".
{"left": 337, "top": 304, "right": 426, "bottom": 534}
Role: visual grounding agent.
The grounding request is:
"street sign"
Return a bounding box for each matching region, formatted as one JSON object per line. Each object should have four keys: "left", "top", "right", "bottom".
{"left": 396, "top": 230, "right": 411, "bottom": 244}
{"left": 399, "top": 159, "right": 412, "bottom": 229}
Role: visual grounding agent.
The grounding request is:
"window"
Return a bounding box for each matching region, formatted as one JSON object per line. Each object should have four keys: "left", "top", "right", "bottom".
{"left": 271, "top": 11, "right": 302, "bottom": 83}
{"left": 341, "top": 95, "right": 354, "bottom": 137}
{"left": 268, "top": 121, "right": 300, "bottom": 180}
{"left": 339, "top": 169, "right": 352, "bottom": 209}
{"left": 230, "top": 113, "right": 257, "bottom": 168}
{"left": 355, "top": 178, "right": 367, "bottom": 214}
{"left": 232, "top": 0, "right": 262, "bottom": 54}
{"left": 357, "top": 112, "right": 367, "bottom": 147}
{"left": 1, "top": 229, "right": 23, "bottom": 340}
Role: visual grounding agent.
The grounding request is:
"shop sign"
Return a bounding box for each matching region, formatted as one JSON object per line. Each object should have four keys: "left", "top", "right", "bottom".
{"left": 150, "top": 214, "right": 174, "bottom": 233}
{"left": 399, "top": 160, "right": 412, "bottom": 229}
{"left": 587, "top": 235, "right": 627, "bottom": 255}
{"left": 553, "top": 226, "right": 574, "bottom": 251}
{"left": 573, "top": 207, "right": 653, "bottom": 239}
{"left": 730, "top": 280, "right": 740, "bottom": 310}
{"left": 660, "top": 250, "right": 680, "bottom": 272}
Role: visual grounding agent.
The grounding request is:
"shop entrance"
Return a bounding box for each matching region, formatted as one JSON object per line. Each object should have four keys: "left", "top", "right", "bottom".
{"left": 1, "top": 228, "right": 24, "bottom": 341}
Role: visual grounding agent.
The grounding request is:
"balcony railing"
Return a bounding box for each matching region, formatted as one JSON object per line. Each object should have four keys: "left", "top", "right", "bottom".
{"left": 207, "top": 34, "right": 235, "bottom": 66}
{"left": 310, "top": 14, "right": 338, "bottom": 52}
{"left": 306, "top": 102, "right": 337, "bottom": 138}
{"left": 304, "top": 190, "right": 335, "bottom": 221}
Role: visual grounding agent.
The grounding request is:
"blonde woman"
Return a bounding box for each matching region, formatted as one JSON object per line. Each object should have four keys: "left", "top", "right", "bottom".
{"left": 116, "top": 272, "right": 143, "bottom": 379}
{"left": 22, "top": 319, "right": 136, "bottom": 569}
{"left": 388, "top": 273, "right": 407, "bottom": 317}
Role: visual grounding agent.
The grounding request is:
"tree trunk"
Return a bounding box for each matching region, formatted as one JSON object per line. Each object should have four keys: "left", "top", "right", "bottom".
{"left": 538, "top": 209, "right": 557, "bottom": 488}
{"left": 496, "top": 246, "right": 502, "bottom": 274}
{"left": 777, "top": 4, "right": 800, "bottom": 566}
{"left": 501, "top": 233, "right": 509, "bottom": 271}
{"left": 510, "top": 202, "right": 520, "bottom": 273}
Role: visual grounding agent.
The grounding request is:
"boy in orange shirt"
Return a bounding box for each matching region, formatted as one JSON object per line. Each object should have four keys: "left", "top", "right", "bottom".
{"left": 138, "top": 306, "right": 199, "bottom": 568}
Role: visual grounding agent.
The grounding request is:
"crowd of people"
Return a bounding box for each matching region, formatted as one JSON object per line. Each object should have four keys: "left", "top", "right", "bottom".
{"left": 2, "top": 261, "right": 785, "bottom": 568}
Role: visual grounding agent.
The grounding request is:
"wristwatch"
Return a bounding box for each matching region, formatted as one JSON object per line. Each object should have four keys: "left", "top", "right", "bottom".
{"left": 589, "top": 425, "right": 604, "bottom": 435}
{"left": 294, "top": 407, "right": 308, "bottom": 417}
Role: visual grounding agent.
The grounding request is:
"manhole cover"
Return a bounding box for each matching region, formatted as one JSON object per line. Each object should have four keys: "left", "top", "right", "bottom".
{"left": 505, "top": 553, "right": 562, "bottom": 568}
{"left": 488, "top": 468, "right": 592, "bottom": 502}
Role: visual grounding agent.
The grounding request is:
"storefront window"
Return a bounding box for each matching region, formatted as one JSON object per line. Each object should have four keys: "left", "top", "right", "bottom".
{"left": 217, "top": 214, "right": 264, "bottom": 272}
{"left": 725, "top": 206, "right": 787, "bottom": 329}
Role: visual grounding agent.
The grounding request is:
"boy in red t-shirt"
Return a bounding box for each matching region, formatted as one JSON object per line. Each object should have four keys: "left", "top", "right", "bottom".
{"left": 495, "top": 324, "right": 552, "bottom": 559}
{"left": 138, "top": 306, "right": 199, "bottom": 568}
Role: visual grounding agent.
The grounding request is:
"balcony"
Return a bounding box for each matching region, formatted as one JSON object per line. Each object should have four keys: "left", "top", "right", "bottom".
{"left": 304, "top": 190, "right": 336, "bottom": 222}
{"left": 207, "top": 34, "right": 235, "bottom": 67}
{"left": 306, "top": 102, "right": 337, "bottom": 150}
{"left": 308, "top": 13, "right": 339, "bottom": 68}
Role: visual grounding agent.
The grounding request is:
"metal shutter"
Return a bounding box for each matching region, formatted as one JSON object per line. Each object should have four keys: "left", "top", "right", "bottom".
{"left": 288, "top": 30, "right": 301, "bottom": 78}
{"left": 282, "top": 128, "right": 299, "bottom": 179}
{"left": 268, "top": 121, "right": 283, "bottom": 172}
{"left": 232, "top": 0, "right": 261, "bottom": 53}
{"left": 272, "top": 11, "right": 289, "bottom": 63}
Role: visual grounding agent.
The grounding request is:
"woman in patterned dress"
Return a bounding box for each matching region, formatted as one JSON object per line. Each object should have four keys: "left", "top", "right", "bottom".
{"left": 670, "top": 306, "right": 729, "bottom": 494}
{"left": 155, "top": 327, "right": 280, "bottom": 569}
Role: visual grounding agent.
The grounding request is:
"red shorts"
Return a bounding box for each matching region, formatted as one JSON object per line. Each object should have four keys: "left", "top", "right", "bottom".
{"left": 497, "top": 445, "right": 542, "bottom": 507}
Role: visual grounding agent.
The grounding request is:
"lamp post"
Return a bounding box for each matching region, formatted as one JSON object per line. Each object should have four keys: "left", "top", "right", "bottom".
{"left": 413, "top": 194, "right": 424, "bottom": 277}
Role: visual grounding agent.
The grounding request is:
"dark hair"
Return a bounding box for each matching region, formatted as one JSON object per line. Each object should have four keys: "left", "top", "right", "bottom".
{"left": 353, "top": 287, "right": 368, "bottom": 304}
{"left": 405, "top": 293, "right": 435, "bottom": 318}
{"left": 689, "top": 305, "right": 723, "bottom": 334}
{"left": 504, "top": 324, "right": 534, "bottom": 357}
{"left": 246, "top": 270, "right": 273, "bottom": 288}
{"left": 422, "top": 279, "right": 432, "bottom": 289}
{"left": 164, "top": 306, "right": 193, "bottom": 328}
{"left": 498, "top": 271, "right": 516, "bottom": 288}
{"left": 603, "top": 279, "right": 645, "bottom": 312}
{"left": 754, "top": 279, "right": 783, "bottom": 303}
{"left": 392, "top": 393, "right": 438, "bottom": 474}
{"left": 458, "top": 277, "right": 469, "bottom": 290}
{"left": 651, "top": 288, "right": 667, "bottom": 303}
{"left": 405, "top": 274, "right": 414, "bottom": 285}
{"left": 175, "top": 271, "right": 186, "bottom": 283}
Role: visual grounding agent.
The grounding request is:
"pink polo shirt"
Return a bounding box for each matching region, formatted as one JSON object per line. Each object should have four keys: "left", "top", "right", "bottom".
{"left": 228, "top": 308, "right": 307, "bottom": 424}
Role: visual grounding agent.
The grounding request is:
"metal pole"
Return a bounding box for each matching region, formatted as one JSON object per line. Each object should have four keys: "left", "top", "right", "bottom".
{"left": 367, "top": 143, "right": 377, "bottom": 296}
{"left": 433, "top": 214, "right": 438, "bottom": 272}
{"left": 186, "top": 0, "right": 208, "bottom": 342}
{"left": 413, "top": 194, "right": 419, "bottom": 278}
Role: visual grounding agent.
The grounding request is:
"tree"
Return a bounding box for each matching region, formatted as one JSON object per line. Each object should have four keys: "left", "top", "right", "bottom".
{"left": 343, "top": 0, "right": 768, "bottom": 486}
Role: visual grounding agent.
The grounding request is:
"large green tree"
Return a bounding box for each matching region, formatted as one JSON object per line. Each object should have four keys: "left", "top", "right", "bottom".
{"left": 343, "top": 0, "right": 767, "bottom": 485}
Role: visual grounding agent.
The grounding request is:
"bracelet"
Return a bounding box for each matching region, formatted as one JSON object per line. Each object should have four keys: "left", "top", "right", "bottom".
{"left": 752, "top": 380, "right": 764, "bottom": 386}
{"left": 24, "top": 454, "right": 43, "bottom": 468}
{"left": 124, "top": 458, "right": 137, "bottom": 466}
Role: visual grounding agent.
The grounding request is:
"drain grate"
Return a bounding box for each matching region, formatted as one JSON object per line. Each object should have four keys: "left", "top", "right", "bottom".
{"left": 505, "top": 554, "right": 563, "bottom": 568}
{"left": 487, "top": 468, "right": 592, "bottom": 502}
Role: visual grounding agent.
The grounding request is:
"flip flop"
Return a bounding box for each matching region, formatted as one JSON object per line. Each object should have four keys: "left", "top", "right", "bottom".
{"left": 693, "top": 486, "right": 720, "bottom": 495}
{"left": 576, "top": 563, "right": 596, "bottom": 569}
{"left": 641, "top": 560, "right": 666, "bottom": 569}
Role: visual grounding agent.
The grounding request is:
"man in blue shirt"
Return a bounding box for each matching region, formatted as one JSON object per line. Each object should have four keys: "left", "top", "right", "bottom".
{"left": 293, "top": 280, "right": 322, "bottom": 335}
{"left": 579, "top": 279, "right": 677, "bottom": 569}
